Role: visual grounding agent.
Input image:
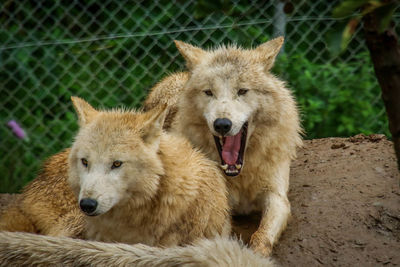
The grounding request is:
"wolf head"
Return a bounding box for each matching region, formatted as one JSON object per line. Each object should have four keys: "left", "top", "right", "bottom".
{"left": 175, "top": 38, "right": 287, "bottom": 176}
{"left": 68, "top": 97, "right": 167, "bottom": 216}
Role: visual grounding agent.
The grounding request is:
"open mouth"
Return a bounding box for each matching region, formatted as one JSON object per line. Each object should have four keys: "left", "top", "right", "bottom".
{"left": 213, "top": 122, "right": 248, "bottom": 177}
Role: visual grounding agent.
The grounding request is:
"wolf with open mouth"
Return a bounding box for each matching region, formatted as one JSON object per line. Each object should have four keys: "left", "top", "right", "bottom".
{"left": 144, "top": 37, "right": 303, "bottom": 256}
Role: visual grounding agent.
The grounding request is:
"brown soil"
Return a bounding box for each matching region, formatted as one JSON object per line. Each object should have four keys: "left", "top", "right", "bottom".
{"left": 1, "top": 135, "right": 399, "bottom": 266}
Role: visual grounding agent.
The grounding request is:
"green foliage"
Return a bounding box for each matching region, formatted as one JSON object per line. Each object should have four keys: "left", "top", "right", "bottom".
{"left": 273, "top": 52, "right": 389, "bottom": 139}
{"left": 332, "top": 0, "right": 399, "bottom": 52}
{"left": 375, "top": 2, "right": 398, "bottom": 32}
{"left": 0, "top": 0, "right": 391, "bottom": 193}
{"left": 332, "top": 0, "right": 369, "bottom": 18}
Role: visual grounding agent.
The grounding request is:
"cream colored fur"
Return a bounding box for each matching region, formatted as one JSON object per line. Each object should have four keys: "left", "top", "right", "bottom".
{"left": 0, "top": 148, "right": 84, "bottom": 238}
{"left": 0, "top": 97, "right": 236, "bottom": 265}
{"left": 68, "top": 97, "right": 230, "bottom": 245}
{"left": 145, "top": 37, "right": 303, "bottom": 256}
{"left": 0, "top": 232, "right": 275, "bottom": 267}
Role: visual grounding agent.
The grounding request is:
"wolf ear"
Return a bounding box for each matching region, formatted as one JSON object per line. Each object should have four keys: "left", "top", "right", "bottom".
{"left": 140, "top": 104, "right": 169, "bottom": 145}
{"left": 71, "top": 96, "right": 98, "bottom": 126}
{"left": 174, "top": 40, "right": 206, "bottom": 70}
{"left": 255, "top": 36, "right": 284, "bottom": 71}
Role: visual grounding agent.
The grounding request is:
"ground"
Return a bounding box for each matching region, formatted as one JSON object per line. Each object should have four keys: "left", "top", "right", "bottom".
{"left": 1, "top": 135, "right": 399, "bottom": 266}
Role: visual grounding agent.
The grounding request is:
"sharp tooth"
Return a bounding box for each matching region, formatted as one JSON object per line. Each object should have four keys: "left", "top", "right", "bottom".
{"left": 221, "top": 164, "right": 228, "bottom": 170}
{"left": 219, "top": 136, "right": 223, "bottom": 146}
{"left": 235, "top": 164, "right": 242, "bottom": 170}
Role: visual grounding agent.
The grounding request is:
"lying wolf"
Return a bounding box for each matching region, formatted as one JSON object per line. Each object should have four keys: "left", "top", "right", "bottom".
{"left": 144, "top": 37, "right": 303, "bottom": 256}
{"left": 0, "top": 232, "right": 275, "bottom": 266}
{"left": 0, "top": 97, "right": 277, "bottom": 265}
{"left": 0, "top": 96, "right": 230, "bottom": 245}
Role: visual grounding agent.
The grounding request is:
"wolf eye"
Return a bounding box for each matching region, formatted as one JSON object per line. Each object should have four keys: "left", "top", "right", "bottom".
{"left": 111, "top": 160, "right": 123, "bottom": 169}
{"left": 203, "top": 90, "right": 213, "bottom": 96}
{"left": 238, "top": 88, "right": 249, "bottom": 96}
{"left": 81, "top": 158, "right": 88, "bottom": 167}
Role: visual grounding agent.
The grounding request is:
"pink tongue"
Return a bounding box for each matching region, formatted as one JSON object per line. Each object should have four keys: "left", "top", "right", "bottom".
{"left": 221, "top": 131, "right": 241, "bottom": 165}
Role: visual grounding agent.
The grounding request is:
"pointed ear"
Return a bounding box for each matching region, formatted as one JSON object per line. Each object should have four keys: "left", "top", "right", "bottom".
{"left": 174, "top": 40, "right": 206, "bottom": 70}
{"left": 255, "top": 36, "right": 284, "bottom": 71}
{"left": 140, "top": 104, "right": 169, "bottom": 145}
{"left": 71, "top": 96, "right": 98, "bottom": 126}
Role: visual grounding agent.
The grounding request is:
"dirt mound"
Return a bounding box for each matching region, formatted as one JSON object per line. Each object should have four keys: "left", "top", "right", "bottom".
{"left": 1, "top": 135, "right": 399, "bottom": 266}
{"left": 276, "top": 135, "right": 400, "bottom": 266}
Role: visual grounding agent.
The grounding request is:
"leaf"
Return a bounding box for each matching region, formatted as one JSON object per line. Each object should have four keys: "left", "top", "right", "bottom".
{"left": 326, "top": 17, "right": 361, "bottom": 54}
{"left": 332, "top": 0, "right": 370, "bottom": 18}
{"left": 360, "top": 0, "right": 387, "bottom": 16}
{"left": 326, "top": 22, "right": 347, "bottom": 56}
{"left": 374, "top": 2, "right": 398, "bottom": 33}
{"left": 341, "top": 18, "right": 360, "bottom": 51}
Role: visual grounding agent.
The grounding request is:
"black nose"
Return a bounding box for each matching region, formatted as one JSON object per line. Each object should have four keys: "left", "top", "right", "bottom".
{"left": 79, "top": 198, "right": 98, "bottom": 214}
{"left": 214, "top": 118, "right": 232, "bottom": 136}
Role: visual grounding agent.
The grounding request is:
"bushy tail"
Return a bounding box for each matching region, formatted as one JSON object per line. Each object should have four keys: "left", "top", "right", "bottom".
{"left": 0, "top": 232, "right": 275, "bottom": 267}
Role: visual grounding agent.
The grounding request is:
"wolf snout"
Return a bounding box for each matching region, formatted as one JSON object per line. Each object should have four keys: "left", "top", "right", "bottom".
{"left": 213, "top": 118, "right": 232, "bottom": 136}
{"left": 79, "top": 198, "right": 98, "bottom": 216}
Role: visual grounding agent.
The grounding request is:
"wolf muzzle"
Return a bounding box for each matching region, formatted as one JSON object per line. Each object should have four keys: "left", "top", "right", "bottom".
{"left": 79, "top": 198, "right": 98, "bottom": 216}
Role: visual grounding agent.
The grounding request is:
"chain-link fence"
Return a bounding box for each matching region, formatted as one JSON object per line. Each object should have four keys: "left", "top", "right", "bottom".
{"left": 1, "top": 0, "right": 398, "bottom": 192}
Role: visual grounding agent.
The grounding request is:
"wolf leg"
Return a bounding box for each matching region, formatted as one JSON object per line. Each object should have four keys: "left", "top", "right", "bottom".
{"left": 250, "top": 161, "right": 291, "bottom": 257}
{"left": 250, "top": 192, "right": 290, "bottom": 256}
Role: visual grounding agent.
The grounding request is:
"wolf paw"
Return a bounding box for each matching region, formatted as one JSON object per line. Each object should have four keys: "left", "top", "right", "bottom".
{"left": 249, "top": 232, "right": 273, "bottom": 257}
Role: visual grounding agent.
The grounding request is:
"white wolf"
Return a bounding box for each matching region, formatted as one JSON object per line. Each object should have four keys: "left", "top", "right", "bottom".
{"left": 0, "top": 96, "right": 276, "bottom": 266}
{"left": 145, "top": 37, "right": 303, "bottom": 256}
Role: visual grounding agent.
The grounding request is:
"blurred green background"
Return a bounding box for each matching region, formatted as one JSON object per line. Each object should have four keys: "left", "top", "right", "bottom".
{"left": 1, "top": 0, "right": 397, "bottom": 192}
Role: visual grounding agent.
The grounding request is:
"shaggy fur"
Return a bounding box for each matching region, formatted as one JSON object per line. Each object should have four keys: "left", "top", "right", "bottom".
{"left": 0, "top": 149, "right": 84, "bottom": 238}
{"left": 145, "top": 37, "right": 303, "bottom": 256}
{"left": 68, "top": 97, "right": 230, "bottom": 245}
{"left": 143, "top": 72, "right": 189, "bottom": 129}
{"left": 0, "top": 97, "right": 230, "bottom": 246}
{"left": 0, "top": 232, "right": 275, "bottom": 267}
